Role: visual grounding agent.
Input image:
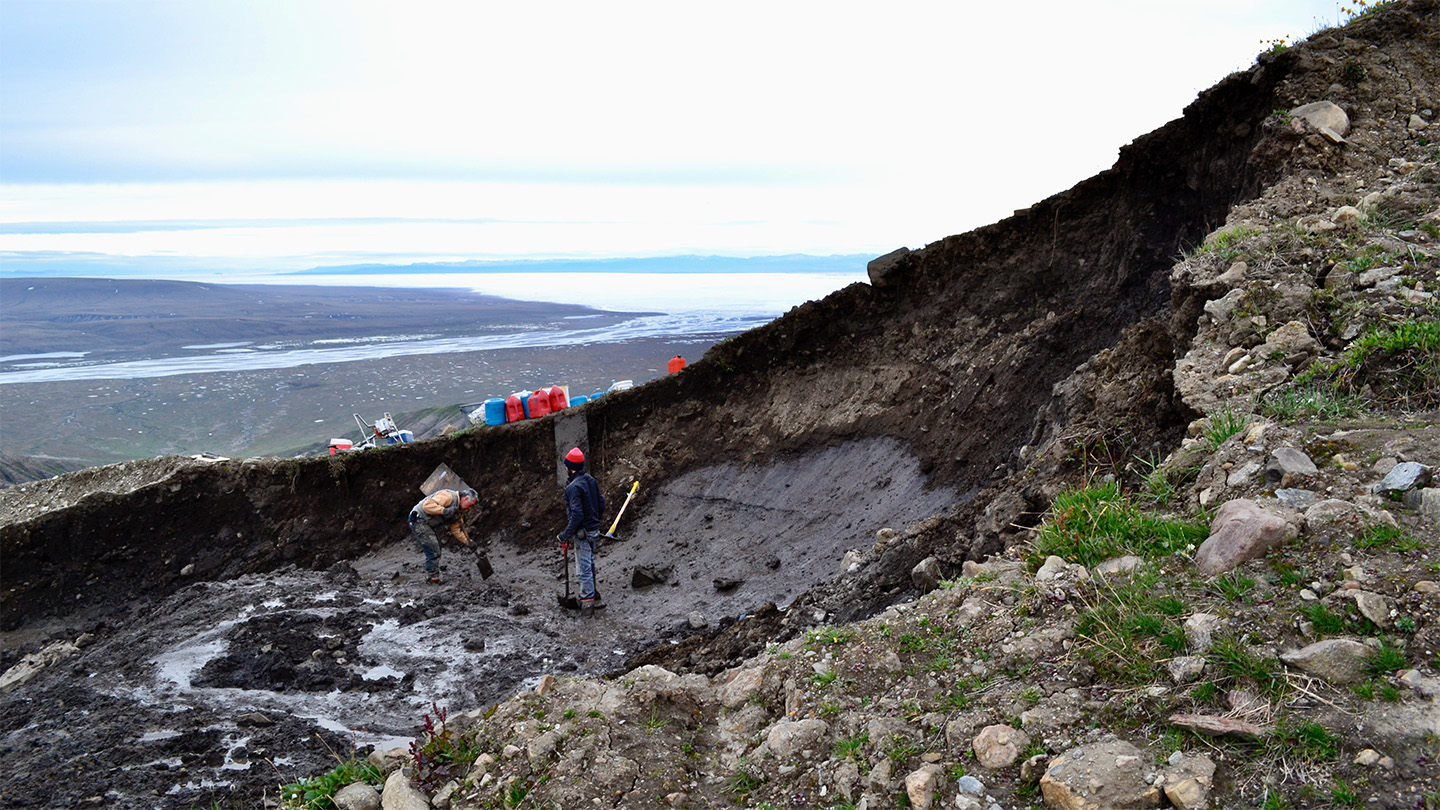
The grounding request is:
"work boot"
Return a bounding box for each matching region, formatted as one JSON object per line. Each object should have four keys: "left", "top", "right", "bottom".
{"left": 427, "top": 575, "right": 442, "bottom": 584}
{"left": 581, "top": 597, "right": 606, "bottom": 611}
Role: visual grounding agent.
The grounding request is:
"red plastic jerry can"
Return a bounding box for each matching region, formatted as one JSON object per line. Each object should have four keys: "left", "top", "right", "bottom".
{"left": 505, "top": 394, "right": 524, "bottom": 423}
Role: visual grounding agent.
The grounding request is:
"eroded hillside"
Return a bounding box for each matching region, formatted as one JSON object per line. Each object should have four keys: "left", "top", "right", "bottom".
{"left": 1, "top": 3, "right": 1438, "bottom": 809}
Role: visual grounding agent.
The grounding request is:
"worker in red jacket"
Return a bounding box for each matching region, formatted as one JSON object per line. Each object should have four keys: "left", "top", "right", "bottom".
{"left": 408, "top": 488, "right": 478, "bottom": 583}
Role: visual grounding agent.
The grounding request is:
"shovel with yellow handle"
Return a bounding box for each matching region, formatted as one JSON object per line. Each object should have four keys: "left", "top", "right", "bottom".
{"left": 603, "top": 480, "right": 640, "bottom": 540}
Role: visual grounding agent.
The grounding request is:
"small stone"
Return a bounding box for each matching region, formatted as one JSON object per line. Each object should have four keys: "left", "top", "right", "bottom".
{"left": 1353, "top": 749, "right": 1381, "bottom": 766}
{"left": 956, "top": 774, "right": 986, "bottom": 795}
{"left": 1414, "top": 580, "right": 1440, "bottom": 594}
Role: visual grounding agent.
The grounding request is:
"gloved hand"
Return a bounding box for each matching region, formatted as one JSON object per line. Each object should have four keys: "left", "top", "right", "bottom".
{"left": 557, "top": 533, "right": 568, "bottom": 555}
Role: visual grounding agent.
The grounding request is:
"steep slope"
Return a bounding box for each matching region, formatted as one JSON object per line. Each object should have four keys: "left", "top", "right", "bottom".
{"left": 1, "top": 1, "right": 1329, "bottom": 632}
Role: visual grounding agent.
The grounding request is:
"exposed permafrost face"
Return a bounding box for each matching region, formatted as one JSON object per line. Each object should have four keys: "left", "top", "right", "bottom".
{"left": 0, "top": 437, "right": 957, "bottom": 807}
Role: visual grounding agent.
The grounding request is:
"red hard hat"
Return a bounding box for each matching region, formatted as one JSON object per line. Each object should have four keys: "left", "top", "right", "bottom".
{"left": 565, "top": 447, "right": 585, "bottom": 463}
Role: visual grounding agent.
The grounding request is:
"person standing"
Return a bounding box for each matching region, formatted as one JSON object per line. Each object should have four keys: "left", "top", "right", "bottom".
{"left": 558, "top": 447, "right": 606, "bottom": 609}
{"left": 408, "top": 487, "right": 478, "bottom": 583}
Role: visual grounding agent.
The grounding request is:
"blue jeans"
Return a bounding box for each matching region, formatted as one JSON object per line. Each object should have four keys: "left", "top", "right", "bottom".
{"left": 410, "top": 513, "right": 441, "bottom": 575}
{"left": 575, "top": 530, "right": 601, "bottom": 600}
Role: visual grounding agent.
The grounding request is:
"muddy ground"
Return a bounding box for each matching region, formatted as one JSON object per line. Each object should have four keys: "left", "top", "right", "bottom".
{"left": 0, "top": 438, "right": 955, "bottom": 808}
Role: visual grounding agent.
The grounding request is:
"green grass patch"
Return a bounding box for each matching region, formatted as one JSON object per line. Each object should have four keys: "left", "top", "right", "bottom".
{"left": 1209, "top": 635, "right": 1287, "bottom": 700}
{"left": 1356, "top": 523, "right": 1426, "bottom": 552}
{"left": 1365, "top": 642, "right": 1408, "bottom": 676}
{"left": 1258, "top": 385, "right": 1364, "bottom": 422}
{"left": 1203, "top": 406, "right": 1251, "bottom": 450}
{"left": 280, "top": 758, "right": 384, "bottom": 809}
{"left": 1297, "top": 602, "right": 1348, "bottom": 635}
{"left": 1273, "top": 717, "right": 1339, "bottom": 761}
{"left": 1074, "top": 567, "right": 1191, "bottom": 684}
{"left": 1032, "top": 482, "right": 1208, "bottom": 567}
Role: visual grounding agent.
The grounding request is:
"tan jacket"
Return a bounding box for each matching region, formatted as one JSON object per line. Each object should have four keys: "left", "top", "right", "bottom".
{"left": 413, "top": 489, "right": 472, "bottom": 544}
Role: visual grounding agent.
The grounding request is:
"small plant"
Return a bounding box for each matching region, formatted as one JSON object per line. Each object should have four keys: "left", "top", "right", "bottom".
{"left": 1274, "top": 717, "right": 1340, "bottom": 761}
{"left": 588, "top": 709, "right": 603, "bottom": 718}
{"left": 1365, "top": 641, "right": 1407, "bottom": 676}
{"left": 1210, "top": 572, "right": 1257, "bottom": 602}
{"left": 807, "top": 625, "right": 853, "bottom": 647}
{"left": 1259, "top": 385, "right": 1364, "bottom": 422}
{"left": 1136, "top": 453, "right": 1175, "bottom": 507}
{"left": 722, "top": 760, "right": 765, "bottom": 798}
{"left": 1210, "top": 636, "right": 1287, "bottom": 699}
{"left": 834, "top": 732, "right": 869, "bottom": 761}
{"left": 1203, "top": 406, "right": 1250, "bottom": 449}
{"left": 563, "top": 708, "right": 576, "bottom": 720}
{"left": 408, "top": 703, "right": 483, "bottom": 794}
{"left": 1330, "top": 777, "right": 1363, "bottom": 809}
{"left": 885, "top": 736, "right": 923, "bottom": 764}
{"left": 811, "top": 669, "right": 840, "bottom": 688}
{"left": 641, "top": 709, "right": 671, "bottom": 734}
{"left": 1297, "top": 602, "right": 1347, "bottom": 635}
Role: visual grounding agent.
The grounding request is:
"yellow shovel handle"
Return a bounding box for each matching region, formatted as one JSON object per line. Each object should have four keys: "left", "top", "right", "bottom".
{"left": 607, "top": 480, "right": 640, "bottom": 535}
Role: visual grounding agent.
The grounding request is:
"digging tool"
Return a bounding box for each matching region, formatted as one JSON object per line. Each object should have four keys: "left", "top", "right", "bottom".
{"left": 558, "top": 540, "right": 579, "bottom": 610}
{"left": 604, "top": 481, "right": 640, "bottom": 540}
{"left": 471, "top": 543, "right": 494, "bottom": 579}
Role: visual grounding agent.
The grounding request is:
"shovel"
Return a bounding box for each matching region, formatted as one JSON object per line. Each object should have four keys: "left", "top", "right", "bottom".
{"left": 472, "top": 545, "right": 494, "bottom": 579}
{"left": 604, "top": 481, "right": 640, "bottom": 540}
{"left": 558, "top": 542, "right": 579, "bottom": 610}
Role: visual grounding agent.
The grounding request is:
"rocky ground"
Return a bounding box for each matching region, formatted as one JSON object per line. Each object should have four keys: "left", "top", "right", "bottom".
{"left": 2, "top": 3, "right": 1439, "bottom": 809}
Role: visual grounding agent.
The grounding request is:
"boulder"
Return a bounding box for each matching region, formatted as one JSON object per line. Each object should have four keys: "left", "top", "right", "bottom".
{"left": 1259, "top": 321, "right": 1320, "bottom": 359}
{"left": 718, "top": 663, "right": 765, "bottom": 709}
{"left": 631, "top": 565, "right": 672, "bottom": 588}
{"left": 972, "top": 724, "right": 1030, "bottom": 769}
{"left": 333, "top": 782, "right": 382, "bottom": 810}
{"left": 1040, "top": 739, "right": 1159, "bottom": 810}
{"left": 903, "top": 763, "right": 946, "bottom": 810}
{"left": 867, "top": 247, "right": 910, "bottom": 288}
{"left": 1195, "top": 499, "right": 1300, "bottom": 575}
{"left": 1280, "top": 638, "right": 1371, "bottom": 684}
{"left": 1375, "top": 461, "right": 1431, "bottom": 495}
{"left": 911, "top": 556, "right": 943, "bottom": 593}
{"left": 1290, "top": 100, "right": 1349, "bottom": 141}
{"left": 380, "top": 771, "right": 429, "bottom": 810}
{"left": 1403, "top": 488, "right": 1440, "bottom": 523}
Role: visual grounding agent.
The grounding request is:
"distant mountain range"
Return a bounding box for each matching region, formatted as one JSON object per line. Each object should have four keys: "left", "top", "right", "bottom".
{"left": 0, "top": 252, "right": 873, "bottom": 278}
{"left": 287, "top": 254, "right": 871, "bottom": 275}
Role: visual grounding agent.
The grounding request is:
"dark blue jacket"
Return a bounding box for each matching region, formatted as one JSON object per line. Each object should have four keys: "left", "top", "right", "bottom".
{"left": 561, "top": 473, "right": 605, "bottom": 539}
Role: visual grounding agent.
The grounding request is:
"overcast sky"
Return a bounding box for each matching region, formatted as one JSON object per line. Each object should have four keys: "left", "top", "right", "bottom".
{"left": 0, "top": 0, "right": 1354, "bottom": 270}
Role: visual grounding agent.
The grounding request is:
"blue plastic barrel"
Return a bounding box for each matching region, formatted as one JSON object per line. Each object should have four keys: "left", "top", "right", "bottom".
{"left": 520, "top": 392, "right": 531, "bottom": 418}
{"left": 570, "top": 394, "right": 589, "bottom": 407}
{"left": 590, "top": 391, "right": 604, "bottom": 400}
{"left": 483, "top": 398, "right": 506, "bottom": 426}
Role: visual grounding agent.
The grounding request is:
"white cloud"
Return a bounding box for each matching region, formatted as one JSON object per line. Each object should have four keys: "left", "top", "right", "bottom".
{"left": 0, "top": 0, "right": 1348, "bottom": 264}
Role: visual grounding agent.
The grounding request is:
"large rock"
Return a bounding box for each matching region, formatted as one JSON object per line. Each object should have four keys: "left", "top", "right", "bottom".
{"left": 1259, "top": 320, "right": 1320, "bottom": 363}
{"left": 911, "top": 556, "right": 943, "bottom": 593}
{"left": 1040, "top": 740, "right": 1159, "bottom": 810}
{"left": 973, "top": 724, "right": 1030, "bottom": 769}
{"left": 759, "top": 718, "right": 829, "bottom": 759}
{"left": 1375, "top": 461, "right": 1431, "bottom": 495}
{"left": 718, "top": 663, "right": 765, "bottom": 709}
{"left": 867, "top": 247, "right": 910, "bottom": 287}
{"left": 1290, "top": 100, "right": 1350, "bottom": 141}
{"left": 1161, "top": 753, "right": 1216, "bottom": 810}
{"left": 334, "top": 782, "right": 382, "bottom": 810}
{"left": 1280, "top": 638, "right": 1371, "bottom": 684}
{"left": 380, "top": 771, "right": 429, "bottom": 810}
{"left": 1265, "top": 447, "right": 1318, "bottom": 486}
{"left": 903, "top": 763, "right": 946, "bottom": 810}
{"left": 1195, "top": 499, "right": 1300, "bottom": 574}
